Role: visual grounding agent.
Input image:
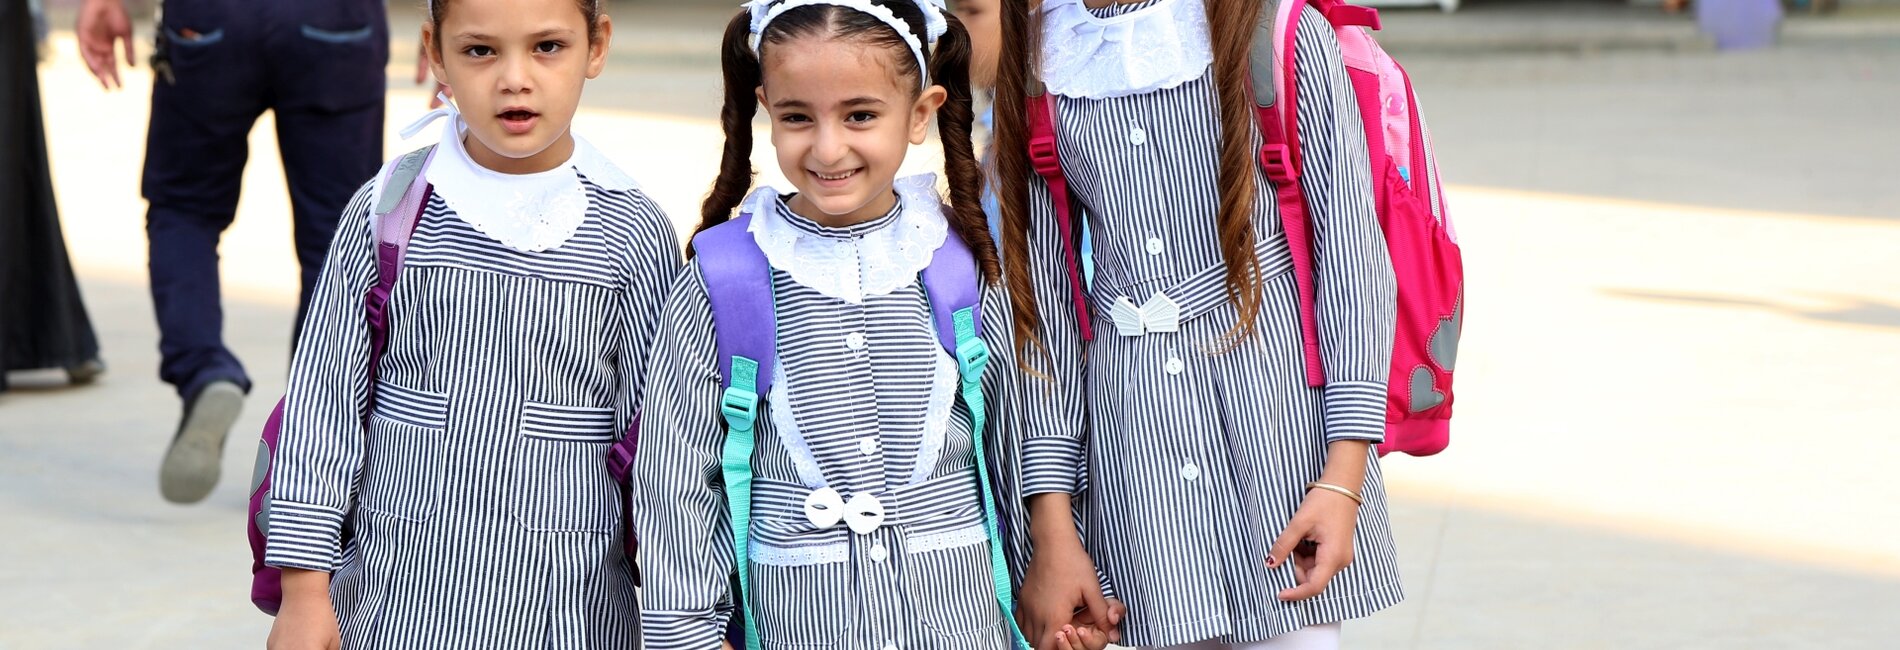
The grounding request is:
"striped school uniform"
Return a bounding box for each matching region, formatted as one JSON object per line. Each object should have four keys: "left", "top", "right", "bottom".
{"left": 634, "top": 178, "right": 1017, "bottom": 650}
{"left": 1019, "top": 1, "right": 1404, "bottom": 646}
{"left": 264, "top": 121, "right": 681, "bottom": 649}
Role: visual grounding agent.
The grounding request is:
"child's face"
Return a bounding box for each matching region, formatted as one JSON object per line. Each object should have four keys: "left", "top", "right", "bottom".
{"left": 757, "top": 37, "right": 945, "bottom": 225}
{"left": 426, "top": 0, "right": 611, "bottom": 174}
{"left": 954, "top": 0, "right": 1001, "bottom": 89}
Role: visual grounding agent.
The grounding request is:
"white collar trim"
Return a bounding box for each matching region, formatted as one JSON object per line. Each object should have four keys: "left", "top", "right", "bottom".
{"left": 745, "top": 174, "right": 949, "bottom": 304}
{"left": 410, "top": 107, "right": 639, "bottom": 253}
{"left": 1038, "top": 0, "right": 1212, "bottom": 100}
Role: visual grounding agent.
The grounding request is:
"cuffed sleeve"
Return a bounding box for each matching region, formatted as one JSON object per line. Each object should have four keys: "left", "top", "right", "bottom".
{"left": 264, "top": 181, "right": 379, "bottom": 573}
{"left": 633, "top": 263, "right": 739, "bottom": 648}
{"left": 1292, "top": 10, "right": 1397, "bottom": 444}
{"left": 1016, "top": 168, "right": 1092, "bottom": 496}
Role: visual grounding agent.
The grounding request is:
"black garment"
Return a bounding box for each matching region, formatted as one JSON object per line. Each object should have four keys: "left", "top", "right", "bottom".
{"left": 142, "top": 0, "right": 388, "bottom": 398}
{"left": 1, "top": 0, "right": 102, "bottom": 387}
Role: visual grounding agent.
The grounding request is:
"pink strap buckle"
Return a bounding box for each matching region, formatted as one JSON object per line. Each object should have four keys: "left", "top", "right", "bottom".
{"left": 1325, "top": 5, "right": 1380, "bottom": 30}
{"left": 1259, "top": 144, "right": 1298, "bottom": 183}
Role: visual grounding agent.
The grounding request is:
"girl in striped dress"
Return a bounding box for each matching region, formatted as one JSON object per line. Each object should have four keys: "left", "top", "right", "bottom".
{"left": 995, "top": 0, "right": 1404, "bottom": 648}
{"left": 264, "top": 0, "right": 678, "bottom": 647}
{"left": 632, "top": 1, "right": 1107, "bottom": 649}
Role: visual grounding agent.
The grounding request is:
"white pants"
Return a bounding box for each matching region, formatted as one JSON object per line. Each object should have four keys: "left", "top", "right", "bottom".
{"left": 1141, "top": 623, "right": 1342, "bottom": 650}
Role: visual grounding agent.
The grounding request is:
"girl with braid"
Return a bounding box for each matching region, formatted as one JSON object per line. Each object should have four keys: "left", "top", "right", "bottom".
{"left": 632, "top": 1, "right": 1116, "bottom": 648}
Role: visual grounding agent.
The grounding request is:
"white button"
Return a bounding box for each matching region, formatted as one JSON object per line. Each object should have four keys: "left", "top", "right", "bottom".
{"left": 1181, "top": 463, "right": 1201, "bottom": 481}
{"left": 1129, "top": 126, "right": 1147, "bottom": 146}
{"left": 845, "top": 332, "right": 867, "bottom": 350}
{"left": 1165, "top": 357, "right": 1185, "bottom": 375}
{"left": 870, "top": 542, "right": 889, "bottom": 562}
{"left": 858, "top": 437, "right": 878, "bottom": 456}
{"left": 883, "top": 644, "right": 898, "bottom": 650}
{"left": 1146, "top": 237, "right": 1165, "bottom": 255}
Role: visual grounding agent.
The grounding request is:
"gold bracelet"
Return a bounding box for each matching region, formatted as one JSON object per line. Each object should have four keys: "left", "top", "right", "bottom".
{"left": 1306, "top": 481, "right": 1364, "bottom": 506}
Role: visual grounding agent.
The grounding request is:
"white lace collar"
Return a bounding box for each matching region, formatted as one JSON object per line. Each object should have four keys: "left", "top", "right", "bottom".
{"left": 745, "top": 174, "right": 949, "bottom": 304}
{"left": 406, "top": 107, "right": 640, "bottom": 253}
{"left": 1038, "top": 0, "right": 1212, "bottom": 100}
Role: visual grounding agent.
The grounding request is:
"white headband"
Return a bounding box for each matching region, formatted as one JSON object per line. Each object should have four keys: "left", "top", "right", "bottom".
{"left": 743, "top": 0, "right": 948, "bottom": 89}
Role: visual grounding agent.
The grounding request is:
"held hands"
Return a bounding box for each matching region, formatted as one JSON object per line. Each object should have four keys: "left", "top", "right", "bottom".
{"left": 1265, "top": 483, "right": 1363, "bottom": 602}
{"left": 76, "top": 0, "right": 136, "bottom": 90}
{"left": 1016, "top": 538, "right": 1123, "bottom": 650}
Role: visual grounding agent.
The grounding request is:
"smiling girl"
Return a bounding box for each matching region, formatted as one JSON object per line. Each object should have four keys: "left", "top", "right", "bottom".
{"left": 263, "top": 0, "right": 680, "bottom": 647}
{"left": 629, "top": 1, "right": 1100, "bottom": 648}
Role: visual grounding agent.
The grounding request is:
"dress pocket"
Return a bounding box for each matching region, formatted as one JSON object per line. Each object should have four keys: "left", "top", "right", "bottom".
{"left": 360, "top": 382, "right": 449, "bottom": 522}
{"left": 751, "top": 561, "right": 855, "bottom": 648}
{"left": 900, "top": 541, "right": 1006, "bottom": 639}
{"left": 512, "top": 401, "right": 620, "bottom": 532}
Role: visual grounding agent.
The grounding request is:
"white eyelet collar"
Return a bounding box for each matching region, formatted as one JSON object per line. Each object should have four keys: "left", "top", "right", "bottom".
{"left": 399, "top": 102, "right": 640, "bottom": 253}
{"left": 1038, "top": 0, "right": 1212, "bottom": 100}
{"left": 745, "top": 174, "right": 949, "bottom": 304}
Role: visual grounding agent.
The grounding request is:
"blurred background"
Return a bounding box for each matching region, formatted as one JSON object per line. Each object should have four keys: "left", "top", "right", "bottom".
{"left": 2, "top": 0, "right": 1897, "bottom": 647}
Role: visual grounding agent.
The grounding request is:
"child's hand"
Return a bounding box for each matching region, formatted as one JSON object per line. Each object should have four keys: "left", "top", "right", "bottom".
{"left": 267, "top": 569, "right": 342, "bottom": 650}
{"left": 1018, "top": 541, "right": 1119, "bottom": 650}
{"left": 1052, "top": 622, "right": 1109, "bottom": 650}
{"left": 1266, "top": 486, "right": 1361, "bottom": 601}
{"left": 266, "top": 595, "right": 342, "bottom": 650}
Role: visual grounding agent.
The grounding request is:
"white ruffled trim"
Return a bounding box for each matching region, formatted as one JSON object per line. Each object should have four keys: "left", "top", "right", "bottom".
{"left": 905, "top": 523, "right": 990, "bottom": 554}
{"left": 746, "top": 174, "right": 949, "bottom": 304}
{"left": 1038, "top": 0, "right": 1212, "bottom": 100}
{"left": 906, "top": 349, "right": 961, "bottom": 487}
{"left": 768, "top": 365, "right": 832, "bottom": 490}
{"left": 412, "top": 107, "right": 639, "bottom": 253}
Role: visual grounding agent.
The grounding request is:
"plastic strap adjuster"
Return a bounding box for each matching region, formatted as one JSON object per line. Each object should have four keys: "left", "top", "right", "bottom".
{"left": 1260, "top": 144, "right": 1298, "bottom": 183}
{"left": 1028, "top": 136, "right": 1063, "bottom": 177}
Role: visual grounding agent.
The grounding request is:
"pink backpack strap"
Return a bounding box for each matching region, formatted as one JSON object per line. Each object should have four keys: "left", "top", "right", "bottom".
{"left": 1255, "top": 0, "right": 1327, "bottom": 387}
{"left": 1026, "top": 86, "right": 1095, "bottom": 341}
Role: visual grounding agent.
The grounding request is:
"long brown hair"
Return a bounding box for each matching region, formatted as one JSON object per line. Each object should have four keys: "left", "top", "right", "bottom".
{"left": 997, "top": 0, "right": 1265, "bottom": 364}
{"left": 695, "top": 1, "right": 1000, "bottom": 286}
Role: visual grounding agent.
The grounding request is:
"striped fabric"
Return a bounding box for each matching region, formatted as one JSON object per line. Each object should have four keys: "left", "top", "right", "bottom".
{"left": 264, "top": 168, "right": 682, "bottom": 648}
{"left": 1016, "top": 2, "right": 1403, "bottom": 646}
{"left": 633, "top": 199, "right": 1017, "bottom": 650}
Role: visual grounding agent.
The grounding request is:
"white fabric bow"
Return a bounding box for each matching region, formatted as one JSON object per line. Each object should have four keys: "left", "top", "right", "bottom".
{"left": 803, "top": 486, "right": 888, "bottom": 535}
{"left": 1110, "top": 293, "right": 1182, "bottom": 337}
{"left": 398, "top": 92, "right": 459, "bottom": 140}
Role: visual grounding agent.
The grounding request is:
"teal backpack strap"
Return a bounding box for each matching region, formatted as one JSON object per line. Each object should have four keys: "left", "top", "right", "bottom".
{"left": 692, "top": 213, "right": 777, "bottom": 650}
{"left": 951, "top": 307, "right": 1030, "bottom": 650}
{"left": 922, "top": 229, "right": 1030, "bottom": 649}
{"left": 718, "top": 356, "right": 764, "bottom": 650}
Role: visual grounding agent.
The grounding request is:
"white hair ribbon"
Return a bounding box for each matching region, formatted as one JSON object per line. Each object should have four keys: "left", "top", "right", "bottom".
{"left": 743, "top": 0, "right": 948, "bottom": 89}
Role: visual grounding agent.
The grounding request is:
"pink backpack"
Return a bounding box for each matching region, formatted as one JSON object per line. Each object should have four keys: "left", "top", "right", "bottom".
{"left": 1028, "top": 0, "right": 1463, "bottom": 457}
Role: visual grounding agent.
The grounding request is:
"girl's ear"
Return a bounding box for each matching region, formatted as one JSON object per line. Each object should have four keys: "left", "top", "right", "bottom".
{"left": 586, "top": 15, "right": 615, "bottom": 79}
{"left": 424, "top": 22, "right": 450, "bottom": 86}
{"left": 910, "top": 85, "right": 949, "bottom": 145}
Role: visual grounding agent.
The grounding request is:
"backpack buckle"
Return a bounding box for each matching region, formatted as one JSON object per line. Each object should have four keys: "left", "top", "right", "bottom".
{"left": 1260, "top": 144, "right": 1298, "bottom": 183}
{"left": 605, "top": 439, "right": 636, "bottom": 483}
{"left": 1029, "top": 135, "right": 1063, "bottom": 177}
{"left": 720, "top": 386, "right": 760, "bottom": 433}
{"left": 956, "top": 338, "right": 992, "bottom": 385}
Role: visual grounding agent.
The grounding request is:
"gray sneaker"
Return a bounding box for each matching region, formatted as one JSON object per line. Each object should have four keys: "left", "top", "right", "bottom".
{"left": 160, "top": 380, "right": 244, "bottom": 504}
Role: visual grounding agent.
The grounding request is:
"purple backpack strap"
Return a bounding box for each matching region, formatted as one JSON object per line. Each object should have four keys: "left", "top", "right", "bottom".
{"left": 364, "top": 145, "right": 438, "bottom": 385}
{"left": 694, "top": 213, "right": 781, "bottom": 396}
{"left": 922, "top": 229, "right": 984, "bottom": 351}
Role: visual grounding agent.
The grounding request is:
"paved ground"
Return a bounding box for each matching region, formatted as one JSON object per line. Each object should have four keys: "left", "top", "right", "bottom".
{"left": 4, "top": 2, "right": 1899, "bottom": 648}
